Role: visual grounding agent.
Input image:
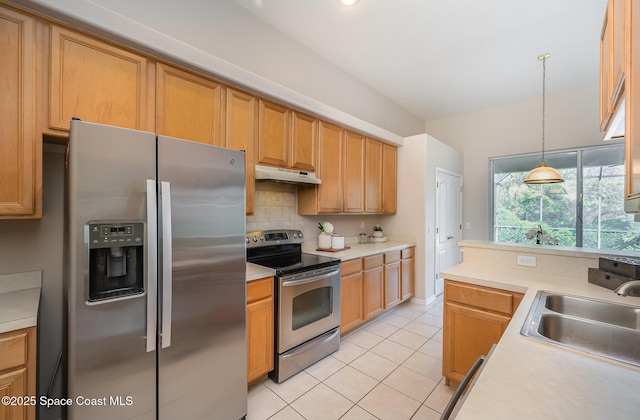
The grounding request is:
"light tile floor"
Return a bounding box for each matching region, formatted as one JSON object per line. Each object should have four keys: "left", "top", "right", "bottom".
{"left": 248, "top": 295, "right": 453, "bottom": 420}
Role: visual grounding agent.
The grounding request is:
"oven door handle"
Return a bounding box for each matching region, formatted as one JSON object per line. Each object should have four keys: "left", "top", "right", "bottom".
{"left": 281, "top": 268, "right": 340, "bottom": 287}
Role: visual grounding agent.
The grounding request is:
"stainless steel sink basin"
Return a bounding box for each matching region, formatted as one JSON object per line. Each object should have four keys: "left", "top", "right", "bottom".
{"left": 544, "top": 294, "right": 640, "bottom": 330}
{"left": 521, "top": 291, "right": 640, "bottom": 367}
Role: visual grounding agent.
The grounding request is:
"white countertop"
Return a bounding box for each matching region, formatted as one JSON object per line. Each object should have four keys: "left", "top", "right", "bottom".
{"left": 246, "top": 262, "right": 276, "bottom": 282}
{"left": 0, "top": 271, "right": 42, "bottom": 334}
{"left": 441, "top": 263, "right": 640, "bottom": 419}
{"left": 302, "top": 240, "right": 415, "bottom": 260}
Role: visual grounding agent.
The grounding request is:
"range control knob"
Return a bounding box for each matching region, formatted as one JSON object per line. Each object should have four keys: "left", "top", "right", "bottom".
{"left": 298, "top": 232, "right": 304, "bottom": 238}
{"left": 245, "top": 237, "right": 250, "bottom": 244}
{"left": 260, "top": 236, "right": 265, "bottom": 241}
{"left": 292, "top": 233, "right": 298, "bottom": 238}
{"left": 252, "top": 236, "right": 258, "bottom": 242}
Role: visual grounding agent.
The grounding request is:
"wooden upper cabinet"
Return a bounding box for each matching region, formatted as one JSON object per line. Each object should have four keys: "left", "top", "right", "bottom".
{"left": 0, "top": 5, "right": 40, "bottom": 219}
{"left": 225, "top": 87, "right": 256, "bottom": 214}
{"left": 610, "top": 0, "right": 625, "bottom": 111}
{"left": 257, "top": 100, "right": 289, "bottom": 167}
{"left": 625, "top": 0, "right": 640, "bottom": 207}
{"left": 601, "top": 6, "right": 613, "bottom": 131}
{"left": 298, "top": 121, "right": 343, "bottom": 214}
{"left": 156, "top": 63, "right": 222, "bottom": 145}
{"left": 290, "top": 111, "right": 317, "bottom": 171}
{"left": 382, "top": 144, "right": 398, "bottom": 214}
{"left": 343, "top": 131, "right": 365, "bottom": 213}
{"left": 365, "top": 138, "right": 383, "bottom": 213}
{"left": 316, "top": 122, "right": 343, "bottom": 213}
{"left": 49, "top": 25, "right": 154, "bottom": 132}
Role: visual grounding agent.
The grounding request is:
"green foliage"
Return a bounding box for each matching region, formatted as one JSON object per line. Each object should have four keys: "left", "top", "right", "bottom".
{"left": 494, "top": 165, "right": 640, "bottom": 251}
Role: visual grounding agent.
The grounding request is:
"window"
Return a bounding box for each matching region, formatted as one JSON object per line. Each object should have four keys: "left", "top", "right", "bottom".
{"left": 490, "top": 142, "right": 640, "bottom": 251}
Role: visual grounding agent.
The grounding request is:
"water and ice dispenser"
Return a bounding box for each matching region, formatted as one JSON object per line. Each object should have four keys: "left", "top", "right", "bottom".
{"left": 87, "top": 221, "right": 144, "bottom": 302}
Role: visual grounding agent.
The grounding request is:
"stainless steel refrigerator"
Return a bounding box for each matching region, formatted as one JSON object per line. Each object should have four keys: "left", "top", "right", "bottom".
{"left": 66, "top": 120, "right": 247, "bottom": 419}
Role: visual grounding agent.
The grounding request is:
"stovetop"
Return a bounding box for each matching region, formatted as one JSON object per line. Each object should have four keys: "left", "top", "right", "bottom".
{"left": 246, "top": 229, "right": 340, "bottom": 276}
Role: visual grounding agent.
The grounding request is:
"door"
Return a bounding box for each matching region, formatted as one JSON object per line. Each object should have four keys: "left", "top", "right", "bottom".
{"left": 435, "top": 169, "right": 462, "bottom": 296}
{"left": 157, "top": 137, "right": 247, "bottom": 419}
{"left": 67, "top": 121, "right": 157, "bottom": 419}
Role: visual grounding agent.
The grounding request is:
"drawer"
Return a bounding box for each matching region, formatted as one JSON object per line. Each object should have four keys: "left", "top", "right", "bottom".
{"left": 384, "top": 250, "right": 401, "bottom": 264}
{"left": 445, "top": 280, "right": 515, "bottom": 316}
{"left": 341, "top": 258, "right": 362, "bottom": 276}
{"left": 247, "top": 277, "right": 273, "bottom": 304}
{"left": 363, "top": 254, "right": 384, "bottom": 270}
{"left": 401, "top": 247, "right": 415, "bottom": 259}
{"left": 0, "top": 331, "right": 28, "bottom": 372}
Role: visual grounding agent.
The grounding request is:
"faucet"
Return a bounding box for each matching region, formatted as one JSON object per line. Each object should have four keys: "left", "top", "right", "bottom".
{"left": 614, "top": 281, "right": 640, "bottom": 296}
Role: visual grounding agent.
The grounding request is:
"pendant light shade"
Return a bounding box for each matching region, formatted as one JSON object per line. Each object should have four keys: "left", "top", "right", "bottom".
{"left": 524, "top": 53, "right": 564, "bottom": 184}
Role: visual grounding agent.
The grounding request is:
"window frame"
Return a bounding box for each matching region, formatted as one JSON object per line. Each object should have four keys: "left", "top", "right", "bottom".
{"left": 489, "top": 141, "right": 625, "bottom": 248}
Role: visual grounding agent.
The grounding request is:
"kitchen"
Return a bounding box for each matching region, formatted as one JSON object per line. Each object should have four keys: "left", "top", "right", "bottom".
{"left": 1, "top": 0, "right": 639, "bottom": 419}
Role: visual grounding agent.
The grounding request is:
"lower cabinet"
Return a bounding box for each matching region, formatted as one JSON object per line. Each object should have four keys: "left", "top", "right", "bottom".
{"left": 384, "top": 251, "right": 401, "bottom": 309}
{"left": 340, "top": 259, "right": 364, "bottom": 334}
{"left": 442, "top": 280, "right": 523, "bottom": 386}
{"left": 339, "top": 246, "right": 416, "bottom": 335}
{"left": 0, "top": 326, "right": 36, "bottom": 420}
{"left": 246, "top": 277, "right": 274, "bottom": 385}
{"left": 400, "top": 247, "right": 415, "bottom": 300}
{"left": 363, "top": 254, "right": 385, "bottom": 320}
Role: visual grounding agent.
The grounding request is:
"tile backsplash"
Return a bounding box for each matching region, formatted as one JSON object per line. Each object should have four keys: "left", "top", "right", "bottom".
{"left": 246, "top": 184, "right": 299, "bottom": 232}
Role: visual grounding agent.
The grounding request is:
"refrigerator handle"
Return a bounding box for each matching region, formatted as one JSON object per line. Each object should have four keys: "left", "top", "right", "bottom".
{"left": 145, "top": 179, "right": 158, "bottom": 352}
{"left": 160, "top": 181, "right": 173, "bottom": 349}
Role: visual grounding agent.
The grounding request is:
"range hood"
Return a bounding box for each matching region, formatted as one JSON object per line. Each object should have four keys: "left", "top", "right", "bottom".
{"left": 255, "top": 164, "right": 321, "bottom": 185}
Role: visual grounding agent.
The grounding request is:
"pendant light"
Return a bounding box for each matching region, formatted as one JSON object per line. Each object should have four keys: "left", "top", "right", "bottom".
{"left": 524, "top": 53, "right": 564, "bottom": 184}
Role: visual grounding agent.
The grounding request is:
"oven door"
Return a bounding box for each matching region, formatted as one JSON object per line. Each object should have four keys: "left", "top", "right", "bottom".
{"left": 278, "top": 265, "right": 341, "bottom": 353}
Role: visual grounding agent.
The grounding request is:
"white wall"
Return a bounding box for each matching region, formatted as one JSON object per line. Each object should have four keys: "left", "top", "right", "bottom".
{"left": 425, "top": 84, "right": 603, "bottom": 241}
{"left": 382, "top": 134, "right": 463, "bottom": 304}
{"left": 11, "top": 0, "right": 424, "bottom": 140}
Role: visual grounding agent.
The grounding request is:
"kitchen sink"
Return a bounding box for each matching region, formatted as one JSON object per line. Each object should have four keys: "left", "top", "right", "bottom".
{"left": 521, "top": 291, "right": 640, "bottom": 367}
{"left": 544, "top": 294, "right": 640, "bottom": 330}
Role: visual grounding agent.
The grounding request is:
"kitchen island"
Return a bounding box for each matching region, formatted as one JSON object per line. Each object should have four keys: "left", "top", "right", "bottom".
{"left": 442, "top": 241, "right": 640, "bottom": 419}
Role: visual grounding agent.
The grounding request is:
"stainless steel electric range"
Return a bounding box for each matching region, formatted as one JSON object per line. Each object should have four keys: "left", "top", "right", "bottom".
{"left": 246, "top": 229, "right": 341, "bottom": 383}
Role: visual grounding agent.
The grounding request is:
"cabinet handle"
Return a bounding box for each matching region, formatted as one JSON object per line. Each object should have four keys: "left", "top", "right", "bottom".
{"left": 440, "top": 354, "right": 486, "bottom": 420}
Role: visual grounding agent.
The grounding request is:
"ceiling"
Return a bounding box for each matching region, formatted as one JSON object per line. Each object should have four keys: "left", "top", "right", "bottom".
{"left": 231, "top": 0, "right": 608, "bottom": 122}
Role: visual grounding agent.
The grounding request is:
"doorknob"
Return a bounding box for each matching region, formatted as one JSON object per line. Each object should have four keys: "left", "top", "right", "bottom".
{"left": 447, "top": 236, "right": 454, "bottom": 240}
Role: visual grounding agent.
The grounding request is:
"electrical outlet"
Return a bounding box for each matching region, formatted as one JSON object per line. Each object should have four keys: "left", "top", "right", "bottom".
{"left": 360, "top": 221, "right": 365, "bottom": 229}
{"left": 517, "top": 255, "right": 537, "bottom": 267}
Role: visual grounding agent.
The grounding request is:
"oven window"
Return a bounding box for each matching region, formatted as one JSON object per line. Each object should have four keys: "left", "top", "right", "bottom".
{"left": 291, "top": 286, "right": 332, "bottom": 330}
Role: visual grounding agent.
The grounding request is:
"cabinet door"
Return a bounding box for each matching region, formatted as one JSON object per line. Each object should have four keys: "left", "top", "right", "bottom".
{"left": 156, "top": 63, "right": 222, "bottom": 145}
{"left": 49, "top": 25, "right": 153, "bottom": 132}
{"left": 247, "top": 277, "right": 274, "bottom": 384}
{"left": 382, "top": 144, "right": 398, "bottom": 214}
{"left": 340, "top": 270, "right": 364, "bottom": 334}
{"left": 610, "top": 0, "right": 625, "bottom": 111}
{"left": 626, "top": 0, "right": 640, "bottom": 206}
{"left": 0, "top": 369, "right": 27, "bottom": 420}
{"left": 401, "top": 255, "right": 415, "bottom": 301}
{"left": 363, "top": 266, "right": 384, "bottom": 320}
{"left": 601, "top": 7, "right": 612, "bottom": 131}
{"left": 384, "top": 261, "right": 401, "bottom": 309}
{"left": 257, "top": 99, "right": 289, "bottom": 167}
{"left": 365, "top": 138, "right": 383, "bottom": 213}
{"left": 317, "top": 121, "right": 344, "bottom": 213}
{"left": 290, "top": 111, "right": 317, "bottom": 171}
{"left": 343, "top": 131, "right": 365, "bottom": 213}
{"left": 443, "top": 301, "right": 510, "bottom": 384}
{"left": 0, "top": 6, "right": 39, "bottom": 218}
{"left": 225, "top": 88, "right": 256, "bottom": 214}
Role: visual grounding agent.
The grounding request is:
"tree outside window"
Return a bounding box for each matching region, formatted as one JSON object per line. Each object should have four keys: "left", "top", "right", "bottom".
{"left": 491, "top": 143, "right": 640, "bottom": 251}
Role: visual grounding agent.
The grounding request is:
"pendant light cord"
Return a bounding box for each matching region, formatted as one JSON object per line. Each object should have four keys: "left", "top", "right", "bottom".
{"left": 541, "top": 55, "right": 546, "bottom": 164}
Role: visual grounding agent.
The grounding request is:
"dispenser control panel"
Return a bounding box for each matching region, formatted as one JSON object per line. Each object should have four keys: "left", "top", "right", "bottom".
{"left": 88, "top": 221, "right": 144, "bottom": 249}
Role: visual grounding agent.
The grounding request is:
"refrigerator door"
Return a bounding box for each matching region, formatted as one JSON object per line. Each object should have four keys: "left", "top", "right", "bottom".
{"left": 67, "top": 121, "right": 157, "bottom": 419}
{"left": 157, "top": 136, "right": 247, "bottom": 419}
